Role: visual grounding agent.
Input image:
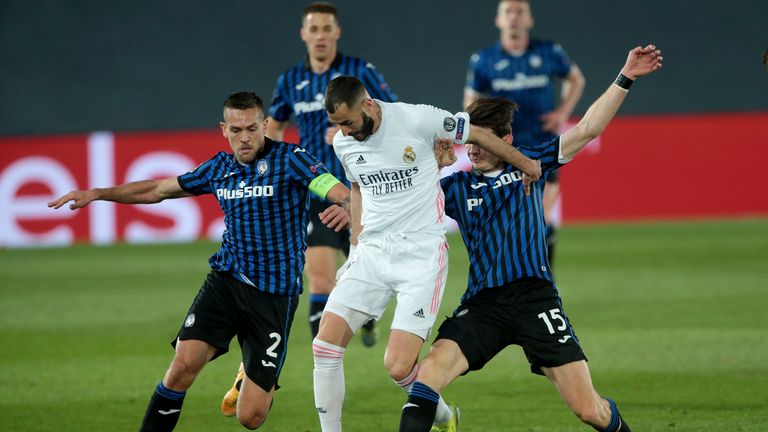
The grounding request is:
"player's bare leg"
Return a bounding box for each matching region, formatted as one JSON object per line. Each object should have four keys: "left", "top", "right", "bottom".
{"left": 542, "top": 360, "right": 631, "bottom": 431}
{"left": 236, "top": 375, "right": 276, "bottom": 430}
{"left": 140, "top": 339, "right": 215, "bottom": 431}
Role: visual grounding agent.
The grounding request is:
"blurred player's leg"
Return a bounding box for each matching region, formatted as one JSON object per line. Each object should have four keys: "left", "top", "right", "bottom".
{"left": 543, "top": 178, "right": 561, "bottom": 266}
{"left": 306, "top": 245, "right": 337, "bottom": 336}
{"left": 542, "top": 361, "right": 631, "bottom": 432}
{"left": 140, "top": 339, "right": 215, "bottom": 432}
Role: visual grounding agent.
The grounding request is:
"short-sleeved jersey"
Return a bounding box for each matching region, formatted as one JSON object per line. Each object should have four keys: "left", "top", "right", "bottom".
{"left": 441, "top": 137, "right": 566, "bottom": 301}
{"left": 333, "top": 101, "right": 470, "bottom": 235}
{"left": 269, "top": 53, "right": 398, "bottom": 192}
{"left": 177, "top": 138, "right": 330, "bottom": 296}
{"left": 465, "top": 40, "right": 572, "bottom": 149}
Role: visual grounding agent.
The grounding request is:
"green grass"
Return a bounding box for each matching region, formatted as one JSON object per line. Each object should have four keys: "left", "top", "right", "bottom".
{"left": 1, "top": 219, "right": 767, "bottom": 431}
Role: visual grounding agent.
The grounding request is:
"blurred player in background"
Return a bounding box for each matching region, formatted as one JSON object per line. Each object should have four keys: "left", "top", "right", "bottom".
{"left": 220, "top": 1, "right": 399, "bottom": 418}
{"left": 313, "top": 75, "right": 542, "bottom": 432}
{"left": 464, "top": 0, "right": 585, "bottom": 265}
{"left": 48, "top": 92, "right": 351, "bottom": 431}
{"left": 400, "top": 45, "right": 663, "bottom": 432}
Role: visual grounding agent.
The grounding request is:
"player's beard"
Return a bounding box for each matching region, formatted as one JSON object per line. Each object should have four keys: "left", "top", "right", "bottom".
{"left": 352, "top": 111, "right": 375, "bottom": 141}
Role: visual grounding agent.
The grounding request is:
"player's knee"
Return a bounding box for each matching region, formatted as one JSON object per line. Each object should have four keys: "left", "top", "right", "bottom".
{"left": 384, "top": 358, "right": 414, "bottom": 381}
{"left": 238, "top": 408, "right": 268, "bottom": 430}
{"left": 308, "top": 271, "right": 335, "bottom": 294}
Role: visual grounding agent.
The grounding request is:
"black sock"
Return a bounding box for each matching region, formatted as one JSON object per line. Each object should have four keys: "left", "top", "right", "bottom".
{"left": 594, "top": 398, "right": 631, "bottom": 432}
{"left": 308, "top": 294, "right": 328, "bottom": 337}
{"left": 399, "top": 381, "right": 439, "bottom": 432}
{"left": 139, "top": 382, "right": 186, "bottom": 432}
{"left": 362, "top": 319, "right": 376, "bottom": 330}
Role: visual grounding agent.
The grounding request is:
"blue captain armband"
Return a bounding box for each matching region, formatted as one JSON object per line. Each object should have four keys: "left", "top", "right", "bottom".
{"left": 309, "top": 173, "right": 341, "bottom": 199}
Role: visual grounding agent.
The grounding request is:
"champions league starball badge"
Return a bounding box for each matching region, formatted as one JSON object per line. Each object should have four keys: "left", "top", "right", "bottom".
{"left": 257, "top": 160, "right": 269, "bottom": 176}
{"left": 443, "top": 117, "right": 456, "bottom": 131}
{"left": 403, "top": 146, "right": 416, "bottom": 164}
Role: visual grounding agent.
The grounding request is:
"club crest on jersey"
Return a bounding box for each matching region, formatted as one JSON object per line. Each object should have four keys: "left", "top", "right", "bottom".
{"left": 529, "top": 54, "right": 542, "bottom": 68}
{"left": 184, "top": 313, "right": 195, "bottom": 328}
{"left": 257, "top": 160, "right": 269, "bottom": 176}
{"left": 443, "top": 117, "right": 456, "bottom": 132}
{"left": 402, "top": 147, "right": 416, "bottom": 164}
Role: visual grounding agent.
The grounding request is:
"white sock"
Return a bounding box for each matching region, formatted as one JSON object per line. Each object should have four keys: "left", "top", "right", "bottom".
{"left": 393, "top": 364, "right": 452, "bottom": 424}
{"left": 313, "top": 339, "right": 346, "bottom": 432}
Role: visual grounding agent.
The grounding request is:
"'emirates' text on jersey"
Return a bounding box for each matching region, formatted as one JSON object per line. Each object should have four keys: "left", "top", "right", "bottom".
{"left": 334, "top": 101, "right": 469, "bottom": 235}
{"left": 269, "top": 53, "right": 397, "bottom": 192}
{"left": 465, "top": 40, "right": 572, "bottom": 148}
{"left": 441, "top": 137, "right": 566, "bottom": 301}
{"left": 177, "top": 138, "right": 329, "bottom": 295}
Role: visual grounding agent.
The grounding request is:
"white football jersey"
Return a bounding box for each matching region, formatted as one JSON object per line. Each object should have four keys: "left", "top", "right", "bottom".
{"left": 333, "top": 101, "right": 470, "bottom": 235}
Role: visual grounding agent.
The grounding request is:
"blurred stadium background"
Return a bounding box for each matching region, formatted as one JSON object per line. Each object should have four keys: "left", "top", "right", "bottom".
{"left": 1, "top": 1, "right": 767, "bottom": 431}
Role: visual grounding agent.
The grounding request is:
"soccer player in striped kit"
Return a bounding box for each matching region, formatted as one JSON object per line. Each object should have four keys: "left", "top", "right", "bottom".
{"left": 312, "top": 76, "right": 542, "bottom": 432}
{"left": 399, "top": 45, "right": 662, "bottom": 432}
{"left": 48, "top": 92, "right": 352, "bottom": 431}
{"left": 220, "top": 2, "right": 398, "bottom": 418}
{"left": 266, "top": 1, "right": 397, "bottom": 341}
{"left": 464, "top": 0, "right": 586, "bottom": 265}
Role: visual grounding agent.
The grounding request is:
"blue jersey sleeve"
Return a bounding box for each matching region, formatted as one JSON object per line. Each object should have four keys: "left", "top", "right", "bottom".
{"left": 519, "top": 137, "right": 564, "bottom": 178}
{"left": 286, "top": 146, "right": 330, "bottom": 187}
{"left": 550, "top": 43, "right": 573, "bottom": 78}
{"left": 465, "top": 52, "right": 490, "bottom": 93}
{"left": 440, "top": 175, "right": 458, "bottom": 220}
{"left": 177, "top": 155, "right": 219, "bottom": 195}
{"left": 359, "top": 61, "right": 398, "bottom": 102}
{"left": 268, "top": 73, "right": 293, "bottom": 122}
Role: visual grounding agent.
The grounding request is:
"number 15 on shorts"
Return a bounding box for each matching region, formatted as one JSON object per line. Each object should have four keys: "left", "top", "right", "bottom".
{"left": 538, "top": 308, "right": 571, "bottom": 343}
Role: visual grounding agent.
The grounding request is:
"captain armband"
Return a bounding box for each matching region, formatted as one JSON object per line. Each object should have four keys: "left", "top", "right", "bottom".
{"left": 309, "top": 173, "right": 341, "bottom": 200}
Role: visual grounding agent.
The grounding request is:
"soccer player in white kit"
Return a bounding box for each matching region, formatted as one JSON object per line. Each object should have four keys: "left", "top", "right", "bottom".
{"left": 312, "top": 76, "right": 542, "bottom": 432}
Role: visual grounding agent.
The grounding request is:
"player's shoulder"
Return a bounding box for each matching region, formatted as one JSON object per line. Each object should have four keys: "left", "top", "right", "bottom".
{"left": 529, "top": 38, "right": 566, "bottom": 54}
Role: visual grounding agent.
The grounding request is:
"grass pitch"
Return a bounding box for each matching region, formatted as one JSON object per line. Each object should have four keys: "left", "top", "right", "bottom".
{"left": 1, "top": 219, "right": 767, "bottom": 431}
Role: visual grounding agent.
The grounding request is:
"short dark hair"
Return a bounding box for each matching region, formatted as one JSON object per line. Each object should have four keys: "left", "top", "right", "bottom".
{"left": 325, "top": 76, "right": 366, "bottom": 114}
{"left": 465, "top": 97, "right": 518, "bottom": 138}
{"left": 303, "top": 2, "right": 338, "bottom": 22}
{"left": 223, "top": 92, "right": 263, "bottom": 118}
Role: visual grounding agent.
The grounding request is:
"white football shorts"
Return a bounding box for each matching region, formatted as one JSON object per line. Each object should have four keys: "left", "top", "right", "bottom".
{"left": 325, "top": 231, "right": 449, "bottom": 340}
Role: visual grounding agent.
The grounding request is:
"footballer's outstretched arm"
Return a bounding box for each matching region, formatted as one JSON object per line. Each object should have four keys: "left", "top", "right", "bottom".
{"left": 47, "top": 177, "right": 191, "bottom": 210}
{"left": 560, "top": 44, "right": 663, "bottom": 160}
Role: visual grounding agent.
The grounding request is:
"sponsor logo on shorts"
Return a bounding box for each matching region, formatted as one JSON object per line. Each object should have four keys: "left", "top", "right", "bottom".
{"left": 158, "top": 409, "right": 181, "bottom": 415}
{"left": 455, "top": 309, "right": 469, "bottom": 317}
{"left": 558, "top": 335, "right": 572, "bottom": 343}
{"left": 443, "top": 117, "right": 456, "bottom": 131}
{"left": 413, "top": 308, "right": 425, "bottom": 319}
{"left": 262, "top": 360, "right": 277, "bottom": 368}
{"left": 184, "top": 313, "right": 195, "bottom": 328}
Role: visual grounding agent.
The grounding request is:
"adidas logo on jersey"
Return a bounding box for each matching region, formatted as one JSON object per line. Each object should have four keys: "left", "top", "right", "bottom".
{"left": 355, "top": 155, "right": 367, "bottom": 165}
{"left": 413, "top": 308, "right": 425, "bottom": 319}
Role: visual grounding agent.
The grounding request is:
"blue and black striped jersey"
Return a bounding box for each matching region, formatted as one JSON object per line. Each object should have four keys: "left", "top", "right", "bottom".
{"left": 441, "top": 137, "right": 565, "bottom": 301}
{"left": 465, "top": 40, "right": 572, "bottom": 149}
{"left": 178, "top": 138, "right": 330, "bottom": 296}
{"left": 269, "top": 53, "right": 397, "bottom": 193}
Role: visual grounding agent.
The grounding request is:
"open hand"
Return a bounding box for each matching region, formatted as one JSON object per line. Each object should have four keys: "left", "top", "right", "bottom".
{"left": 621, "top": 44, "right": 663, "bottom": 79}
{"left": 47, "top": 190, "right": 95, "bottom": 210}
{"left": 319, "top": 204, "right": 351, "bottom": 232}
